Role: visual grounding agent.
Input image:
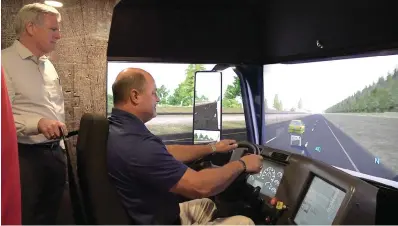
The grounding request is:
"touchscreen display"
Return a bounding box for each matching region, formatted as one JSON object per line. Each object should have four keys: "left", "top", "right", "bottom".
{"left": 294, "top": 176, "right": 346, "bottom": 225}
{"left": 246, "top": 160, "right": 284, "bottom": 197}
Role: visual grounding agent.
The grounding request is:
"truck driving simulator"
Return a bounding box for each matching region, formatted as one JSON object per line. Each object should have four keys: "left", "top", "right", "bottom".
{"left": 69, "top": 0, "right": 398, "bottom": 225}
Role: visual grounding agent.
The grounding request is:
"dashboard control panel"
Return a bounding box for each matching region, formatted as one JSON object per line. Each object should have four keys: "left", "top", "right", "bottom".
{"left": 246, "top": 159, "right": 284, "bottom": 198}
{"left": 239, "top": 145, "right": 391, "bottom": 225}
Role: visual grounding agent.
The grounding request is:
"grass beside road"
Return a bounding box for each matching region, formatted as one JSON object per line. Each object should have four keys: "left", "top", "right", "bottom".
{"left": 324, "top": 114, "right": 398, "bottom": 176}
{"left": 222, "top": 121, "right": 246, "bottom": 129}
{"left": 324, "top": 112, "right": 398, "bottom": 118}
{"left": 146, "top": 121, "right": 246, "bottom": 135}
{"left": 146, "top": 124, "right": 192, "bottom": 135}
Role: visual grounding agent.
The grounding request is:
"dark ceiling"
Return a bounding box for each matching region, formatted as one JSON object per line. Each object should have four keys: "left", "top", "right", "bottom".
{"left": 107, "top": 0, "right": 398, "bottom": 65}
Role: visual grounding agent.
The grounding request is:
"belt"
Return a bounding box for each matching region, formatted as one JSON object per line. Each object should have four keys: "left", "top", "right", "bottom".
{"left": 17, "top": 131, "right": 78, "bottom": 149}
{"left": 19, "top": 141, "right": 60, "bottom": 149}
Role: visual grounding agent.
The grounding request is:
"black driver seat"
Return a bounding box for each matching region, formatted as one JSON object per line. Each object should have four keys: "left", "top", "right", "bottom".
{"left": 76, "top": 113, "right": 132, "bottom": 224}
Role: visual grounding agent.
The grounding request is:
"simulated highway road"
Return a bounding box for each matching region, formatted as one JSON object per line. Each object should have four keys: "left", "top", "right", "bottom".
{"left": 159, "top": 114, "right": 398, "bottom": 182}
{"left": 262, "top": 114, "right": 396, "bottom": 182}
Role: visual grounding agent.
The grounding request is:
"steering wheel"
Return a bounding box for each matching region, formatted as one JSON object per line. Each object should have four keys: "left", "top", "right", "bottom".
{"left": 229, "top": 141, "right": 261, "bottom": 162}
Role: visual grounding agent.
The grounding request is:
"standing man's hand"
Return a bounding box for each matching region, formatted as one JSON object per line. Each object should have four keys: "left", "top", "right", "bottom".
{"left": 38, "top": 118, "right": 68, "bottom": 140}
{"left": 212, "top": 139, "right": 238, "bottom": 153}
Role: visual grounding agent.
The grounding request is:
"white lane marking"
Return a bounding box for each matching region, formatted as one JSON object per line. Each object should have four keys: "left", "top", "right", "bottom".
{"left": 312, "top": 128, "right": 314, "bottom": 132}
{"left": 324, "top": 120, "right": 359, "bottom": 172}
{"left": 266, "top": 136, "right": 277, "bottom": 143}
{"left": 305, "top": 142, "right": 308, "bottom": 147}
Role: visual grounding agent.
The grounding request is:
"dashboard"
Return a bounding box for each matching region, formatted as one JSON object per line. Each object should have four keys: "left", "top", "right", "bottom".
{"left": 218, "top": 144, "right": 398, "bottom": 225}
{"left": 246, "top": 160, "right": 284, "bottom": 198}
{"left": 293, "top": 176, "right": 345, "bottom": 225}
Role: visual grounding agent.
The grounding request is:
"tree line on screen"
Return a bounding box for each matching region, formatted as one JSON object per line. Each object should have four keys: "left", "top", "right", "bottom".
{"left": 265, "top": 95, "right": 303, "bottom": 112}
{"left": 107, "top": 64, "right": 244, "bottom": 112}
{"left": 325, "top": 67, "right": 398, "bottom": 113}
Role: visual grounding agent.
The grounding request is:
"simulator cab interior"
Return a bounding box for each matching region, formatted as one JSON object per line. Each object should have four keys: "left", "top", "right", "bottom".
{"left": 72, "top": 0, "right": 398, "bottom": 225}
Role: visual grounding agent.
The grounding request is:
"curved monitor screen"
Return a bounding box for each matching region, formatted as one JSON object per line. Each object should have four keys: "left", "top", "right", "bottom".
{"left": 246, "top": 160, "right": 284, "bottom": 197}
{"left": 294, "top": 176, "right": 346, "bottom": 225}
{"left": 263, "top": 54, "right": 398, "bottom": 183}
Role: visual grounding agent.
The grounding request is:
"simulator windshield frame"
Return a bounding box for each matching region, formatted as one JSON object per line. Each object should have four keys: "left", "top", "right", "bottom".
{"left": 107, "top": 54, "right": 398, "bottom": 185}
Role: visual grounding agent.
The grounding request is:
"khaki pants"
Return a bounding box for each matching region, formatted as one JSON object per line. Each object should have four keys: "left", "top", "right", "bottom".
{"left": 179, "top": 198, "right": 255, "bottom": 225}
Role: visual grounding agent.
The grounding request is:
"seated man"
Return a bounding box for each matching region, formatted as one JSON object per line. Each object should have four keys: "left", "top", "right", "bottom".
{"left": 107, "top": 68, "right": 263, "bottom": 225}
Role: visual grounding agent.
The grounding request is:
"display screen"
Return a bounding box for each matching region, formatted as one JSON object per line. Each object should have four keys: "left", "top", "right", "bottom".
{"left": 107, "top": 62, "right": 244, "bottom": 146}
{"left": 263, "top": 54, "right": 398, "bottom": 183}
{"left": 246, "top": 160, "right": 284, "bottom": 197}
{"left": 294, "top": 176, "right": 346, "bottom": 225}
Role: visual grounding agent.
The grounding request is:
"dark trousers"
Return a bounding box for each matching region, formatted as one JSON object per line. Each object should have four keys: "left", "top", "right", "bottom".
{"left": 18, "top": 143, "right": 67, "bottom": 225}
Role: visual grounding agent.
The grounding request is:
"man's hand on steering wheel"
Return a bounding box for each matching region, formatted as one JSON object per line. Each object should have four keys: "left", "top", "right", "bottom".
{"left": 211, "top": 139, "right": 239, "bottom": 153}
{"left": 240, "top": 154, "right": 263, "bottom": 173}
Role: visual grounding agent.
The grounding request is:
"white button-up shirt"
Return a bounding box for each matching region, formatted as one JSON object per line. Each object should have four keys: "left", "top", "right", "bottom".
{"left": 2, "top": 40, "right": 65, "bottom": 144}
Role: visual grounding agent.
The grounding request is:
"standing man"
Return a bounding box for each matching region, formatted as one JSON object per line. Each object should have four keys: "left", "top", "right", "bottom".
{"left": 2, "top": 3, "right": 68, "bottom": 225}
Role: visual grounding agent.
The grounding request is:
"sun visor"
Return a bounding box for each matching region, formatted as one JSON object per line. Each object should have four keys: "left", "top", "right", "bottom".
{"left": 107, "top": 0, "right": 398, "bottom": 65}
{"left": 106, "top": 0, "right": 264, "bottom": 64}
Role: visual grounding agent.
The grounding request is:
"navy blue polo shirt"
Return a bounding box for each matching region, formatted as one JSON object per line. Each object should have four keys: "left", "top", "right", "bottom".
{"left": 107, "top": 108, "right": 188, "bottom": 225}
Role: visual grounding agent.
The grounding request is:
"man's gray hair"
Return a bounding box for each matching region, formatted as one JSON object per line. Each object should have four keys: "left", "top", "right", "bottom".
{"left": 15, "top": 3, "right": 61, "bottom": 38}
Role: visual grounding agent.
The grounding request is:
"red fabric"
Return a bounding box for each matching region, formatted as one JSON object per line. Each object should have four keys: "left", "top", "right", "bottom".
{"left": 1, "top": 66, "right": 22, "bottom": 225}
